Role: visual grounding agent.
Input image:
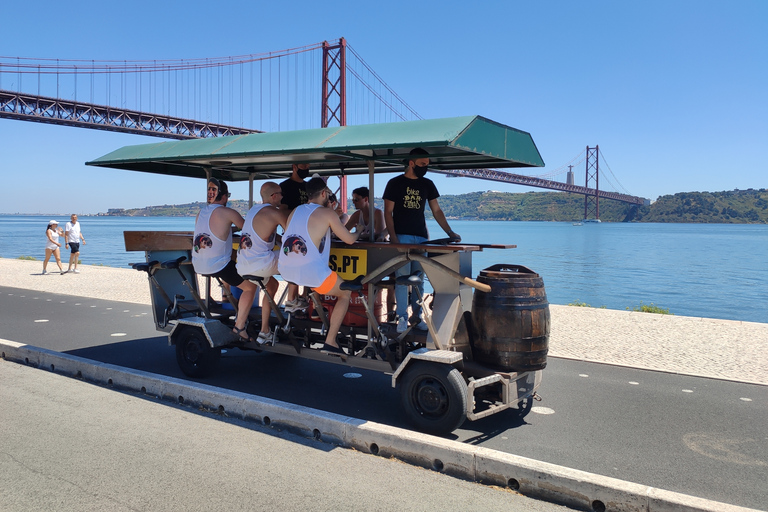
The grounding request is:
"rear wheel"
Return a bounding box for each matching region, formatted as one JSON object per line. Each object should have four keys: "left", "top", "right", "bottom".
{"left": 399, "top": 361, "right": 467, "bottom": 435}
{"left": 174, "top": 326, "right": 221, "bottom": 378}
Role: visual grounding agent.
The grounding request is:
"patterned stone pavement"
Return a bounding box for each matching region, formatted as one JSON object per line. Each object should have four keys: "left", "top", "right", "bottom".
{"left": 3, "top": 257, "right": 766, "bottom": 386}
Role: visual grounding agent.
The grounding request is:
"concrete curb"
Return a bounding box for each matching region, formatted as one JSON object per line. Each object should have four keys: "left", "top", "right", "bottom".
{"left": 1, "top": 338, "right": 760, "bottom": 512}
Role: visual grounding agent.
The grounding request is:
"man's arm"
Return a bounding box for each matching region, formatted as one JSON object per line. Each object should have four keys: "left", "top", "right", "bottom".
{"left": 383, "top": 199, "right": 398, "bottom": 244}
{"left": 225, "top": 207, "right": 245, "bottom": 230}
{"left": 209, "top": 207, "right": 245, "bottom": 240}
{"left": 328, "top": 209, "right": 360, "bottom": 245}
{"left": 274, "top": 207, "right": 289, "bottom": 231}
{"left": 373, "top": 208, "right": 388, "bottom": 241}
{"left": 344, "top": 210, "right": 361, "bottom": 231}
{"left": 428, "top": 198, "right": 461, "bottom": 241}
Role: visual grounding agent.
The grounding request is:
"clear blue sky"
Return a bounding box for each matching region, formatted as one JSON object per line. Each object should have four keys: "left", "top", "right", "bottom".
{"left": 1, "top": 0, "right": 765, "bottom": 214}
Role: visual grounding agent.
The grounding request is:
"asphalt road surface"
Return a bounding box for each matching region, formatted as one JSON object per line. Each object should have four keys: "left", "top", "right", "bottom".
{"left": 2, "top": 286, "right": 766, "bottom": 510}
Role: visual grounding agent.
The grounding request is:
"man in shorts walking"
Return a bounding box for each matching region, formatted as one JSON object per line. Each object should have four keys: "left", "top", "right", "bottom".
{"left": 64, "top": 214, "right": 86, "bottom": 274}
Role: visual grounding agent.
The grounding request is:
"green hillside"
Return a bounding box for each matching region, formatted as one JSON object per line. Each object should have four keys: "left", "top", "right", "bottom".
{"left": 106, "top": 188, "right": 768, "bottom": 224}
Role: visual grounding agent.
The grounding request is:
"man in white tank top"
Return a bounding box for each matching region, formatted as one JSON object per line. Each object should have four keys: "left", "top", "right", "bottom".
{"left": 278, "top": 178, "right": 363, "bottom": 354}
{"left": 236, "top": 182, "right": 289, "bottom": 343}
{"left": 192, "top": 178, "right": 259, "bottom": 343}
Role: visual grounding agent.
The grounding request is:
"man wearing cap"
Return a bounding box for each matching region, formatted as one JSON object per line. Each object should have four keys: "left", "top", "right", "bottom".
{"left": 278, "top": 177, "right": 363, "bottom": 354}
{"left": 279, "top": 163, "right": 311, "bottom": 311}
{"left": 383, "top": 148, "right": 461, "bottom": 333}
{"left": 64, "top": 214, "right": 86, "bottom": 274}
{"left": 192, "top": 178, "right": 259, "bottom": 343}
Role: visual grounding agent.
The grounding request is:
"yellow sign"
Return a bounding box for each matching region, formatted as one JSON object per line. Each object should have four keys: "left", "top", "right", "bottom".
{"left": 329, "top": 248, "right": 367, "bottom": 280}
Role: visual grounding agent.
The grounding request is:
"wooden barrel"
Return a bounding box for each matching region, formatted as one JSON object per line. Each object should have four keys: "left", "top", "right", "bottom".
{"left": 471, "top": 264, "right": 550, "bottom": 372}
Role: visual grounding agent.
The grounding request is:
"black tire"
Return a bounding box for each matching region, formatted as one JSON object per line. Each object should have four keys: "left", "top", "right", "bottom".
{"left": 174, "top": 326, "right": 221, "bottom": 378}
{"left": 399, "top": 361, "right": 467, "bottom": 435}
{"left": 514, "top": 396, "right": 534, "bottom": 419}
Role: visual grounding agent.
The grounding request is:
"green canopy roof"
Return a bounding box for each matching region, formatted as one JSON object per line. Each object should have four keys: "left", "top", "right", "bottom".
{"left": 86, "top": 115, "right": 544, "bottom": 181}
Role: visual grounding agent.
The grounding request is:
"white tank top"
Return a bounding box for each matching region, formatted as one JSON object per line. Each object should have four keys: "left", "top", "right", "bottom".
{"left": 278, "top": 203, "right": 332, "bottom": 288}
{"left": 46, "top": 229, "right": 60, "bottom": 250}
{"left": 192, "top": 204, "right": 233, "bottom": 275}
{"left": 236, "top": 204, "right": 278, "bottom": 275}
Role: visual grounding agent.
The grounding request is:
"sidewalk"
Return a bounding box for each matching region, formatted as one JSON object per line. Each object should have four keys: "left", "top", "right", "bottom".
{"left": 3, "top": 257, "right": 766, "bottom": 385}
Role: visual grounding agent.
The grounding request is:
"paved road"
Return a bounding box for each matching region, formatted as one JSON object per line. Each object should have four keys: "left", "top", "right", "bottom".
{"left": 2, "top": 286, "right": 766, "bottom": 510}
{"left": 0, "top": 360, "right": 570, "bottom": 512}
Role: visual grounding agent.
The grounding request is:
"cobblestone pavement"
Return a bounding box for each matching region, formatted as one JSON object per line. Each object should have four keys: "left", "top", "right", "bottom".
{"left": 3, "top": 257, "right": 766, "bottom": 385}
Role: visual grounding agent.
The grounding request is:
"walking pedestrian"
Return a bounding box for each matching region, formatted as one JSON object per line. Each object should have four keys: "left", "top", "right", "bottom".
{"left": 64, "top": 214, "right": 86, "bottom": 273}
{"left": 43, "top": 220, "right": 65, "bottom": 275}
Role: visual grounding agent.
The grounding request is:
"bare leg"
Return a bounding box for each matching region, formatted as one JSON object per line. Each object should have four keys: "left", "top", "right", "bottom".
{"left": 67, "top": 250, "right": 77, "bottom": 271}
{"left": 43, "top": 249, "right": 53, "bottom": 272}
{"left": 286, "top": 282, "right": 298, "bottom": 302}
{"left": 261, "top": 277, "right": 278, "bottom": 334}
{"left": 53, "top": 248, "right": 63, "bottom": 272}
{"left": 323, "top": 282, "right": 351, "bottom": 348}
{"left": 233, "top": 280, "right": 258, "bottom": 334}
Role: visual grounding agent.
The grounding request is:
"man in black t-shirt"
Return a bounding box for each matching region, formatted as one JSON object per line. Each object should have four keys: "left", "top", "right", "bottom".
{"left": 280, "top": 163, "right": 310, "bottom": 211}
{"left": 279, "top": 163, "right": 310, "bottom": 310}
{"left": 383, "top": 148, "right": 460, "bottom": 332}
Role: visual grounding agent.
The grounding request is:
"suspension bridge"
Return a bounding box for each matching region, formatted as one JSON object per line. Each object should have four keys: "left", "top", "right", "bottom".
{"left": 0, "top": 38, "right": 646, "bottom": 219}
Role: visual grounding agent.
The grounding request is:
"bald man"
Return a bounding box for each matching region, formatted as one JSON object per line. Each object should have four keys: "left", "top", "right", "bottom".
{"left": 236, "top": 182, "right": 289, "bottom": 344}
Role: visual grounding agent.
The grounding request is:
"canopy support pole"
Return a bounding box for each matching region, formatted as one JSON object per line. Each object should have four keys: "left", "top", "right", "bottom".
{"left": 367, "top": 160, "right": 375, "bottom": 242}
{"left": 248, "top": 172, "right": 255, "bottom": 207}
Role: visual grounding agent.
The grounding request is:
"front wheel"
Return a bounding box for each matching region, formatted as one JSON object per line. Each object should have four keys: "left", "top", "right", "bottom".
{"left": 399, "top": 361, "right": 467, "bottom": 436}
{"left": 174, "top": 326, "right": 221, "bottom": 378}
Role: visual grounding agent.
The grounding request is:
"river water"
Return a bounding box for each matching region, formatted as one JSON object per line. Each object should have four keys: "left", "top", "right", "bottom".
{"left": 1, "top": 215, "right": 766, "bottom": 323}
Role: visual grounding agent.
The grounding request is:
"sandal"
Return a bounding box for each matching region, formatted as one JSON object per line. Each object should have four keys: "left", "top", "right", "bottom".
{"left": 232, "top": 325, "right": 256, "bottom": 343}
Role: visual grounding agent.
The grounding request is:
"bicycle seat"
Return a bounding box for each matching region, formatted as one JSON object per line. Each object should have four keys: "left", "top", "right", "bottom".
{"left": 243, "top": 274, "right": 265, "bottom": 283}
{"left": 131, "top": 260, "right": 158, "bottom": 273}
{"left": 339, "top": 275, "right": 364, "bottom": 292}
{"left": 160, "top": 256, "right": 186, "bottom": 269}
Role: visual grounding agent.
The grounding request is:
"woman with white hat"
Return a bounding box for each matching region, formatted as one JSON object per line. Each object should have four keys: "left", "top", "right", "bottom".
{"left": 43, "top": 220, "right": 65, "bottom": 275}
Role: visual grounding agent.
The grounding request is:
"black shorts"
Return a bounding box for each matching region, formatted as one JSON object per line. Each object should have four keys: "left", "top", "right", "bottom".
{"left": 68, "top": 242, "right": 80, "bottom": 254}
{"left": 210, "top": 260, "right": 244, "bottom": 287}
